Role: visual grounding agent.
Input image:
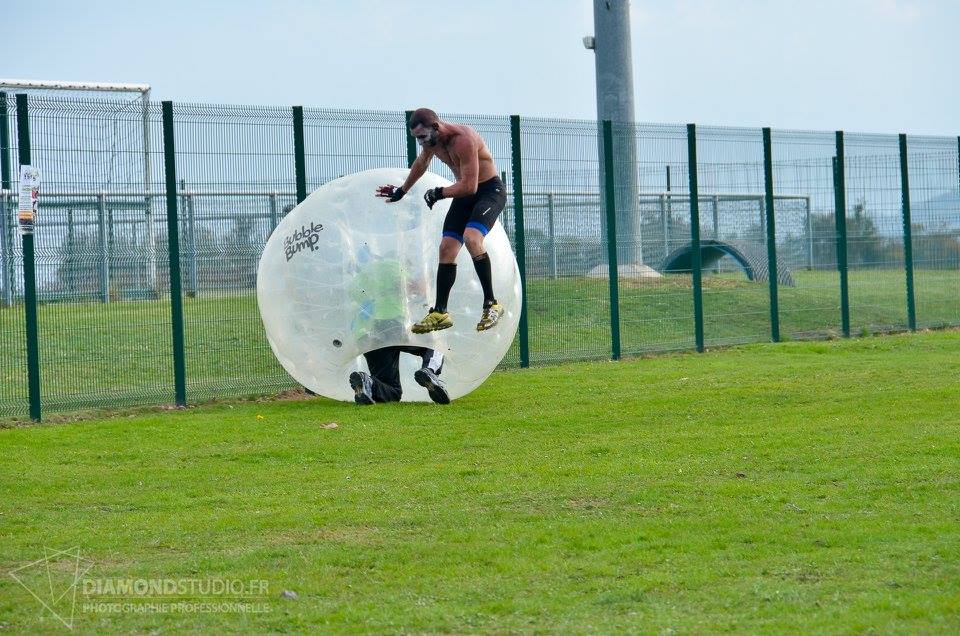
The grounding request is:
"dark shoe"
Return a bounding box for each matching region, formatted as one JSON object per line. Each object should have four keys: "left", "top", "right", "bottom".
{"left": 414, "top": 368, "right": 450, "bottom": 405}
{"left": 349, "top": 371, "right": 374, "bottom": 405}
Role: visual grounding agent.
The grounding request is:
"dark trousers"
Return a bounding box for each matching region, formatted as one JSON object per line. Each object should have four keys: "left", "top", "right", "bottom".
{"left": 363, "top": 346, "right": 443, "bottom": 403}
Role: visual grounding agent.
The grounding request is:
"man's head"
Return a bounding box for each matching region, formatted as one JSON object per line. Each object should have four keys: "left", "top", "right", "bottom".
{"left": 409, "top": 108, "right": 441, "bottom": 148}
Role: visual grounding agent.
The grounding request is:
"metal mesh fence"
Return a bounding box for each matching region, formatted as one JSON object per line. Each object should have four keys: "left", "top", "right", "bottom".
{"left": 694, "top": 126, "right": 771, "bottom": 346}
{"left": 907, "top": 136, "right": 960, "bottom": 329}
{"left": 769, "top": 129, "right": 842, "bottom": 339}
{"left": 519, "top": 117, "right": 609, "bottom": 363}
{"left": 169, "top": 103, "right": 296, "bottom": 402}
{"left": 0, "top": 94, "right": 25, "bottom": 416}
{"left": 303, "top": 108, "right": 406, "bottom": 187}
{"left": 622, "top": 122, "right": 696, "bottom": 354}
{"left": 0, "top": 93, "right": 958, "bottom": 418}
{"left": 7, "top": 97, "right": 172, "bottom": 412}
{"left": 844, "top": 133, "right": 908, "bottom": 334}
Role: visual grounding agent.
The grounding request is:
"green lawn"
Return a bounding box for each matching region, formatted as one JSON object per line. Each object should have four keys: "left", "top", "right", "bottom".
{"left": 1, "top": 331, "right": 959, "bottom": 633}
{"left": 1, "top": 267, "right": 958, "bottom": 417}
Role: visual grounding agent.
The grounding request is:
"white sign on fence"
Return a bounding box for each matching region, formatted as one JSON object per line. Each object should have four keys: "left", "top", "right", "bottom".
{"left": 18, "top": 165, "right": 40, "bottom": 236}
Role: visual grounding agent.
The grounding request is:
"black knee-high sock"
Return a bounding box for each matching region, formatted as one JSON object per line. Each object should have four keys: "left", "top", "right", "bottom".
{"left": 435, "top": 263, "right": 456, "bottom": 312}
{"left": 472, "top": 252, "right": 496, "bottom": 306}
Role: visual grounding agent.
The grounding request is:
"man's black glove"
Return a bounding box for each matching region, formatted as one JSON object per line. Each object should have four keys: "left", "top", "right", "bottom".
{"left": 424, "top": 186, "right": 445, "bottom": 210}
{"left": 375, "top": 184, "right": 405, "bottom": 202}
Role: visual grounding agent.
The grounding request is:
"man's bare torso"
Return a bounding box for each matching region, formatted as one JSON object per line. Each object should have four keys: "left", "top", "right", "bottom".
{"left": 433, "top": 123, "right": 498, "bottom": 183}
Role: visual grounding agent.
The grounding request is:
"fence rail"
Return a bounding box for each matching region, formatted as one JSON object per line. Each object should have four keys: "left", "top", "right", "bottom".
{"left": 0, "top": 189, "right": 813, "bottom": 302}
{"left": 0, "top": 92, "right": 958, "bottom": 419}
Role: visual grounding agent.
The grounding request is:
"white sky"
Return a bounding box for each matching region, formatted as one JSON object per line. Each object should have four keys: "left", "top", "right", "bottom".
{"left": 3, "top": 0, "right": 958, "bottom": 135}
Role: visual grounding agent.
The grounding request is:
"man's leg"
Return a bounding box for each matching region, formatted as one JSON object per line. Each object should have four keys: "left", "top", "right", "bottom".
{"left": 434, "top": 236, "right": 462, "bottom": 312}
{"left": 412, "top": 236, "right": 459, "bottom": 334}
{"left": 412, "top": 198, "right": 472, "bottom": 334}
{"left": 352, "top": 347, "right": 404, "bottom": 404}
{"left": 463, "top": 227, "right": 496, "bottom": 306}
{"left": 464, "top": 178, "right": 507, "bottom": 331}
{"left": 395, "top": 346, "right": 443, "bottom": 373}
{"left": 465, "top": 228, "right": 503, "bottom": 330}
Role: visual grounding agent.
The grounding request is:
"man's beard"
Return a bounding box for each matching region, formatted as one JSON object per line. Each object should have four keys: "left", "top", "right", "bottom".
{"left": 419, "top": 130, "right": 439, "bottom": 148}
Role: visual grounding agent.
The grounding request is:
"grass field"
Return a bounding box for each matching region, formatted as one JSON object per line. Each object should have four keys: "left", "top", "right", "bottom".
{"left": 1, "top": 331, "right": 958, "bottom": 633}
{"left": 0, "top": 268, "right": 958, "bottom": 417}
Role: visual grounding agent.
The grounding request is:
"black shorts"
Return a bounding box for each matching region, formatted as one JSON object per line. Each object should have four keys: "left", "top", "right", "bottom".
{"left": 442, "top": 176, "right": 506, "bottom": 243}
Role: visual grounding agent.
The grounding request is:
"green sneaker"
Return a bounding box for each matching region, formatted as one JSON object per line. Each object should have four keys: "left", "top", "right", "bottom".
{"left": 476, "top": 302, "right": 504, "bottom": 331}
{"left": 412, "top": 308, "right": 453, "bottom": 334}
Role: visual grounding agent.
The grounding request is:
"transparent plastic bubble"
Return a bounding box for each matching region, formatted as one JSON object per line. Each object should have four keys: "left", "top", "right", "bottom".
{"left": 257, "top": 168, "right": 521, "bottom": 402}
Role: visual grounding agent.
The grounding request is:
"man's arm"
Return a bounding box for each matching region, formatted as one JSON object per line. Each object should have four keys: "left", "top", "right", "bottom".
{"left": 439, "top": 137, "right": 479, "bottom": 199}
{"left": 401, "top": 149, "right": 433, "bottom": 191}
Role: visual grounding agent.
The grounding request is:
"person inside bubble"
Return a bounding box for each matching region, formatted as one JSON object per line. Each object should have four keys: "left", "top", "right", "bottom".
{"left": 347, "top": 243, "right": 449, "bottom": 405}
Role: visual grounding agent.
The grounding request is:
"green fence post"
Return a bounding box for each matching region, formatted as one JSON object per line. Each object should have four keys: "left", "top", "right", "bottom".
{"left": 509, "top": 115, "right": 530, "bottom": 368}
{"left": 687, "top": 123, "right": 704, "bottom": 352}
{"left": 601, "top": 120, "right": 621, "bottom": 360}
{"left": 833, "top": 133, "right": 850, "bottom": 338}
{"left": 404, "top": 110, "right": 417, "bottom": 168}
{"left": 762, "top": 128, "right": 781, "bottom": 342}
{"left": 16, "top": 95, "right": 41, "bottom": 421}
{"left": 161, "top": 101, "right": 187, "bottom": 407}
{"left": 898, "top": 134, "right": 916, "bottom": 331}
{"left": 292, "top": 106, "right": 307, "bottom": 204}
{"left": 1, "top": 92, "right": 12, "bottom": 309}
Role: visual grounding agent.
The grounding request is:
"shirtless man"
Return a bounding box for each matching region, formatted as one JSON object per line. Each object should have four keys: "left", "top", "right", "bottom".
{"left": 375, "top": 108, "right": 506, "bottom": 333}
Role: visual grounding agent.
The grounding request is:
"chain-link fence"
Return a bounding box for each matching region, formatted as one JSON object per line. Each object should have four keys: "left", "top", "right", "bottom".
{"left": 1, "top": 93, "right": 958, "bottom": 418}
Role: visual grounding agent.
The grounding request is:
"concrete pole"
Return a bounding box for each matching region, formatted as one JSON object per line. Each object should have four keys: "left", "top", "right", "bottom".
{"left": 589, "top": 0, "right": 642, "bottom": 265}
